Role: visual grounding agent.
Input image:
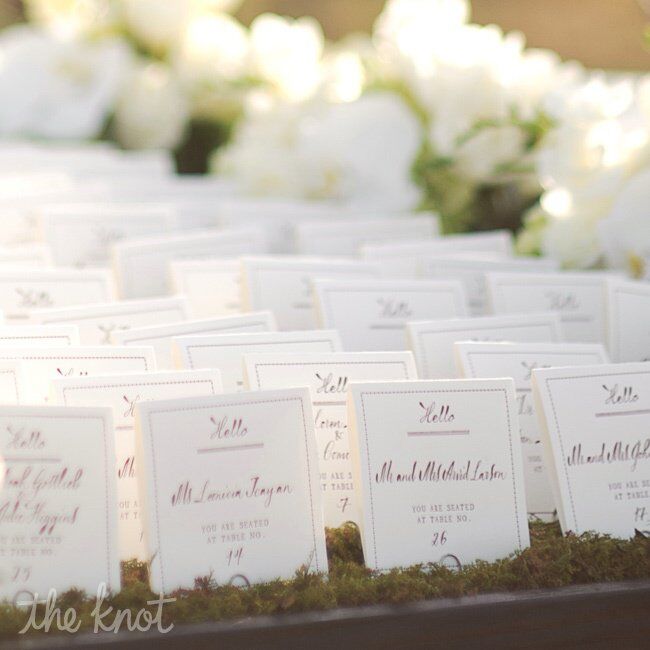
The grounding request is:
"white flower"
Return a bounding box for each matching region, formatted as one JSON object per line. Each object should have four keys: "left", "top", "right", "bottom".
{"left": 121, "top": 0, "right": 192, "bottom": 54}
{"left": 249, "top": 13, "right": 324, "bottom": 102}
{"left": 24, "top": 0, "right": 118, "bottom": 38}
{"left": 217, "top": 91, "right": 422, "bottom": 209}
{"left": 0, "top": 26, "right": 131, "bottom": 139}
{"left": 113, "top": 61, "right": 189, "bottom": 149}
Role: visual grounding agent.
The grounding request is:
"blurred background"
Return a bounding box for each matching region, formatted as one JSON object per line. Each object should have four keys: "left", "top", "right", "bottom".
{"left": 1, "top": 0, "right": 649, "bottom": 70}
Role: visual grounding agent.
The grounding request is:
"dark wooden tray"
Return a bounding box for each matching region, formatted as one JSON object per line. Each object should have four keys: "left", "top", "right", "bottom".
{"left": 6, "top": 579, "right": 650, "bottom": 650}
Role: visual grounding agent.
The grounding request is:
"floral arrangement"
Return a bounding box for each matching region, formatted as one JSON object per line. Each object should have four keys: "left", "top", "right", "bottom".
{"left": 2, "top": 0, "right": 650, "bottom": 273}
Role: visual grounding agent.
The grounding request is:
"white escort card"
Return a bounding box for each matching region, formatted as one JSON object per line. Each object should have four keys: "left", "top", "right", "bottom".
{"left": 112, "top": 312, "right": 276, "bottom": 369}
{"left": 347, "top": 378, "right": 529, "bottom": 570}
{"left": 134, "top": 388, "right": 328, "bottom": 593}
{"left": 0, "top": 325, "right": 79, "bottom": 347}
{"left": 30, "top": 297, "right": 189, "bottom": 346}
{"left": 294, "top": 215, "right": 439, "bottom": 256}
{"left": 174, "top": 330, "right": 342, "bottom": 392}
{"left": 0, "top": 360, "right": 26, "bottom": 404}
{"left": 0, "top": 405, "right": 120, "bottom": 602}
{"left": 170, "top": 259, "right": 242, "bottom": 317}
{"left": 51, "top": 370, "right": 223, "bottom": 562}
{"left": 486, "top": 272, "right": 610, "bottom": 344}
{"left": 0, "top": 243, "right": 51, "bottom": 267}
{"left": 455, "top": 342, "right": 609, "bottom": 518}
{"left": 113, "top": 228, "right": 267, "bottom": 299}
{"left": 313, "top": 278, "right": 468, "bottom": 351}
{"left": 39, "top": 203, "right": 176, "bottom": 267}
{"left": 0, "top": 268, "right": 115, "bottom": 320}
{"left": 241, "top": 256, "right": 379, "bottom": 330}
{"left": 361, "top": 230, "right": 514, "bottom": 276}
{"left": 532, "top": 362, "right": 650, "bottom": 538}
{"left": 0, "top": 346, "right": 155, "bottom": 404}
{"left": 244, "top": 352, "right": 418, "bottom": 527}
{"left": 419, "top": 255, "right": 559, "bottom": 315}
{"left": 408, "top": 313, "right": 563, "bottom": 379}
{"left": 606, "top": 278, "right": 650, "bottom": 362}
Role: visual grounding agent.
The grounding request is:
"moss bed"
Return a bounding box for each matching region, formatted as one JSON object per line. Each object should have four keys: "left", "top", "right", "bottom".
{"left": 2, "top": 521, "right": 650, "bottom": 640}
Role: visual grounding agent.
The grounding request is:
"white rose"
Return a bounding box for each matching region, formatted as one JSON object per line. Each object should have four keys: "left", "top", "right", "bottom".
{"left": 121, "top": 0, "right": 191, "bottom": 54}
{"left": 24, "top": 0, "right": 117, "bottom": 38}
{"left": 114, "top": 61, "right": 189, "bottom": 150}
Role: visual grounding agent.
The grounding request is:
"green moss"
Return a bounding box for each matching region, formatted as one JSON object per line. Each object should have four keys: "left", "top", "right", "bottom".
{"left": 2, "top": 522, "right": 650, "bottom": 640}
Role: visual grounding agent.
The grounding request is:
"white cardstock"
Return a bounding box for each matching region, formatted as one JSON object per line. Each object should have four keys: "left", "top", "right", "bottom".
{"left": 50, "top": 370, "right": 223, "bottom": 562}
{"left": 174, "top": 330, "right": 342, "bottom": 392}
{"left": 30, "top": 297, "right": 189, "bottom": 346}
{"left": 0, "top": 325, "right": 79, "bottom": 347}
{"left": 455, "top": 342, "right": 609, "bottom": 517}
{"left": 244, "top": 351, "right": 418, "bottom": 527}
{"left": 0, "top": 405, "right": 120, "bottom": 601}
{"left": 0, "top": 346, "right": 156, "bottom": 404}
{"left": 486, "top": 272, "right": 610, "bottom": 343}
{"left": 532, "top": 362, "right": 650, "bottom": 538}
{"left": 407, "top": 313, "right": 563, "bottom": 379}
{"left": 313, "top": 278, "right": 468, "bottom": 351}
{"left": 347, "top": 378, "right": 529, "bottom": 570}
{"left": 113, "top": 312, "right": 276, "bottom": 370}
{"left": 135, "top": 388, "right": 328, "bottom": 593}
{"left": 241, "top": 256, "right": 380, "bottom": 330}
{"left": 0, "top": 360, "right": 27, "bottom": 404}
{"left": 606, "top": 278, "right": 650, "bottom": 362}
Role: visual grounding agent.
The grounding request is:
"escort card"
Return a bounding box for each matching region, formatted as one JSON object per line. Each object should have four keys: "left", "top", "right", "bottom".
{"left": 313, "top": 278, "right": 468, "bottom": 351}
{"left": 0, "top": 405, "right": 120, "bottom": 602}
{"left": 606, "top": 278, "right": 650, "bottom": 362}
{"left": 112, "top": 312, "right": 276, "bottom": 369}
{"left": 241, "top": 256, "right": 380, "bottom": 330}
{"left": 486, "top": 272, "right": 610, "bottom": 343}
{"left": 0, "top": 325, "right": 79, "bottom": 347}
{"left": 174, "top": 330, "right": 342, "bottom": 392}
{"left": 419, "top": 255, "right": 559, "bottom": 315}
{"left": 244, "top": 352, "right": 418, "bottom": 527}
{"left": 0, "top": 268, "right": 115, "bottom": 320}
{"left": 532, "top": 363, "right": 650, "bottom": 538}
{"left": 113, "top": 228, "right": 267, "bottom": 299}
{"left": 39, "top": 203, "right": 176, "bottom": 267}
{"left": 170, "top": 259, "right": 242, "bottom": 317}
{"left": 0, "top": 346, "right": 155, "bottom": 404}
{"left": 30, "top": 297, "right": 189, "bottom": 346}
{"left": 407, "top": 313, "right": 563, "bottom": 379}
{"left": 455, "top": 342, "right": 609, "bottom": 518}
{"left": 134, "top": 388, "right": 328, "bottom": 592}
{"left": 0, "top": 243, "right": 51, "bottom": 267}
{"left": 347, "top": 378, "right": 529, "bottom": 570}
{"left": 51, "top": 370, "right": 223, "bottom": 561}
{"left": 0, "top": 360, "right": 26, "bottom": 404}
{"left": 294, "top": 215, "right": 439, "bottom": 256}
{"left": 361, "top": 230, "right": 514, "bottom": 276}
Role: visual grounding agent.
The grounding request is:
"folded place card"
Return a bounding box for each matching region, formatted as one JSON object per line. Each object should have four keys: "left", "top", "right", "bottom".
{"left": 294, "top": 215, "right": 439, "bottom": 256}
{"left": 174, "top": 330, "right": 342, "bottom": 392}
{"left": 408, "top": 313, "right": 563, "bottom": 379}
{"left": 360, "top": 230, "right": 514, "bottom": 276}
{"left": 532, "top": 362, "right": 650, "bottom": 538}
{"left": 30, "top": 297, "right": 189, "bottom": 346}
{"left": 170, "top": 259, "right": 242, "bottom": 317}
{"left": 0, "top": 325, "right": 79, "bottom": 347}
{"left": 486, "top": 272, "right": 611, "bottom": 344}
{"left": 419, "top": 255, "right": 559, "bottom": 315}
{"left": 455, "top": 342, "right": 609, "bottom": 518}
{"left": 313, "top": 278, "right": 468, "bottom": 351}
{"left": 606, "top": 278, "right": 650, "bottom": 362}
{"left": 0, "top": 346, "right": 155, "bottom": 404}
{"left": 50, "top": 370, "right": 223, "bottom": 562}
{"left": 0, "top": 243, "right": 51, "bottom": 267}
{"left": 134, "top": 388, "right": 328, "bottom": 593}
{"left": 39, "top": 203, "right": 177, "bottom": 267}
{"left": 241, "top": 256, "right": 380, "bottom": 330}
{"left": 244, "top": 352, "right": 418, "bottom": 527}
{"left": 113, "top": 228, "right": 267, "bottom": 299}
{"left": 113, "top": 312, "right": 276, "bottom": 370}
{"left": 0, "top": 360, "right": 26, "bottom": 404}
{"left": 0, "top": 405, "right": 120, "bottom": 602}
{"left": 0, "top": 268, "right": 115, "bottom": 320}
{"left": 347, "top": 378, "right": 529, "bottom": 570}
